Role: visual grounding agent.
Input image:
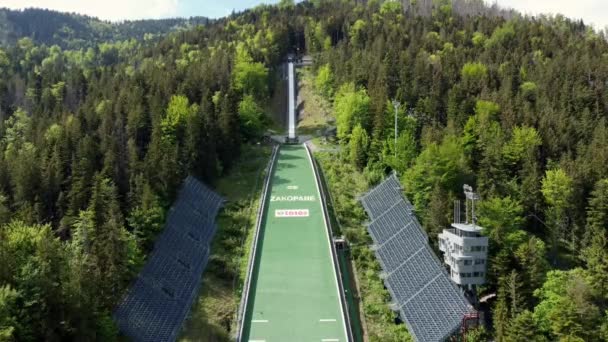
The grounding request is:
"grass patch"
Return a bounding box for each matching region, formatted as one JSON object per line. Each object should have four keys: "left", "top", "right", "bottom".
{"left": 179, "top": 144, "right": 272, "bottom": 342}
{"left": 315, "top": 149, "right": 412, "bottom": 342}
{"left": 297, "top": 68, "right": 333, "bottom": 135}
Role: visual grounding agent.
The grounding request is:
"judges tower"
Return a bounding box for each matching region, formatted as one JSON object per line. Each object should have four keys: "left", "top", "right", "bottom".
{"left": 438, "top": 185, "right": 488, "bottom": 289}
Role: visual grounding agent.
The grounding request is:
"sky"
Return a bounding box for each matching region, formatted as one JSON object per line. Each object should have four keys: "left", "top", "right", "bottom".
{"left": 0, "top": 0, "right": 607, "bottom": 29}
{"left": 0, "top": 0, "right": 282, "bottom": 21}
{"left": 488, "top": 0, "right": 608, "bottom": 29}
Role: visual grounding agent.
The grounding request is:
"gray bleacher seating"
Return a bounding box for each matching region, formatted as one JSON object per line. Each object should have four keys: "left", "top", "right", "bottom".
{"left": 360, "top": 173, "right": 471, "bottom": 342}
{"left": 401, "top": 275, "right": 469, "bottom": 342}
{"left": 367, "top": 200, "right": 427, "bottom": 245}
{"left": 114, "top": 176, "right": 223, "bottom": 342}
{"left": 360, "top": 174, "right": 403, "bottom": 220}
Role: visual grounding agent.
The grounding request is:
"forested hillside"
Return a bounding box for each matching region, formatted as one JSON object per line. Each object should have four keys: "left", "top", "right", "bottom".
{"left": 0, "top": 3, "right": 287, "bottom": 339}
{"left": 307, "top": 0, "right": 608, "bottom": 340}
{"left": 0, "top": 8, "right": 211, "bottom": 49}
{"left": 0, "top": 0, "right": 608, "bottom": 341}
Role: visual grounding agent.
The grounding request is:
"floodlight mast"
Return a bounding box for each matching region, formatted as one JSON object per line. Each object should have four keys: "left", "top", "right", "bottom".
{"left": 463, "top": 184, "right": 480, "bottom": 225}
{"left": 392, "top": 100, "right": 400, "bottom": 159}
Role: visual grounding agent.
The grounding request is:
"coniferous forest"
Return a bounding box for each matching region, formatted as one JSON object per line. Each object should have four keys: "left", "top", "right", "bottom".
{"left": 1, "top": 0, "right": 608, "bottom": 341}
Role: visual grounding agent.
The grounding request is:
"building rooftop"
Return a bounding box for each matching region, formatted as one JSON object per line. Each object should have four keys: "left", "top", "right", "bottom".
{"left": 451, "top": 223, "right": 484, "bottom": 233}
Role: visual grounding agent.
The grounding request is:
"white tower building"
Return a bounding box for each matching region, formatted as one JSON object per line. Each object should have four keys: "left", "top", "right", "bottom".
{"left": 438, "top": 185, "right": 488, "bottom": 288}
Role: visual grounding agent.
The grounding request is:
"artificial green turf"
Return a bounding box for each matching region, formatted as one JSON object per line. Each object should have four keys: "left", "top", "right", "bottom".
{"left": 242, "top": 144, "right": 347, "bottom": 341}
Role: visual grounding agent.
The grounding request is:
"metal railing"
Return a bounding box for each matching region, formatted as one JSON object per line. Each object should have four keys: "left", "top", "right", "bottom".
{"left": 235, "top": 144, "right": 280, "bottom": 341}
{"left": 306, "top": 144, "right": 354, "bottom": 342}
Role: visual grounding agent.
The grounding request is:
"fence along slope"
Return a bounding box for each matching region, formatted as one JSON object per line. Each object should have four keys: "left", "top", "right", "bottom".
{"left": 306, "top": 144, "right": 353, "bottom": 342}
{"left": 360, "top": 173, "right": 471, "bottom": 342}
{"left": 114, "top": 176, "right": 224, "bottom": 342}
{"left": 236, "top": 145, "right": 279, "bottom": 341}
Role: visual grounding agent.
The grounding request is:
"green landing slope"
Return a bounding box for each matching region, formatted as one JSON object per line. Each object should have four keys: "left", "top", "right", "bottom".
{"left": 242, "top": 144, "right": 347, "bottom": 342}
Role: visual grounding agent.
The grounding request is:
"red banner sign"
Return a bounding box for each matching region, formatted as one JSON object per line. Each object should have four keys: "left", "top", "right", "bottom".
{"left": 275, "top": 209, "right": 310, "bottom": 217}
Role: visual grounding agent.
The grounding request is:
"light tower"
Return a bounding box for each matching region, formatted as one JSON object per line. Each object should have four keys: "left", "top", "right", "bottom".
{"left": 438, "top": 185, "right": 488, "bottom": 289}
{"left": 392, "top": 100, "right": 400, "bottom": 159}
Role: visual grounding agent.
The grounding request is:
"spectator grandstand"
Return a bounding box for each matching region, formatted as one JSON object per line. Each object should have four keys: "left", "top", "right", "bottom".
{"left": 360, "top": 174, "right": 472, "bottom": 342}
{"left": 114, "top": 176, "right": 224, "bottom": 342}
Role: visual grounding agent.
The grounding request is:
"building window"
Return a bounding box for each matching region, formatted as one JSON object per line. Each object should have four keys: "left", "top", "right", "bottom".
{"left": 470, "top": 246, "right": 487, "bottom": 252}
{"left": 475, "top": 259, "right": 485, "bottom": 265}
{"left": 464, "top": 260, "right": 472, "bottom": 266}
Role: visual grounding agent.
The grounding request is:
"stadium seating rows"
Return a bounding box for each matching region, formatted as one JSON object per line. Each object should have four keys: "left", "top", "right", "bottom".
{"left": 361, "top": 173, "right": 471, "bottom": 342}
{"left": 114, "top": 176, "right": 223, "bottom": 342}
{"left": 376, "top": 230, "right": 425, "bottom": 271}
{"left": 360, "top": 174, "right": 403, "bottom": 219}
{"left": 368, "top": 201, "right": 427, "bottom": 246}
{"left": 401, "top": 275, "right": 470, "bottom": 342}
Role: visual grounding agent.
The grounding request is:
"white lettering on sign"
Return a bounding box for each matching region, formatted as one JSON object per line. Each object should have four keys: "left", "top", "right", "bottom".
{"left": 275, "top": 209, "right": 310, "bottom": 217}
{"left": 270, "top": 195, "right": 316, "bottom": 202}
{"left": 287, "top": 185, "right": 299, "bottom": 190}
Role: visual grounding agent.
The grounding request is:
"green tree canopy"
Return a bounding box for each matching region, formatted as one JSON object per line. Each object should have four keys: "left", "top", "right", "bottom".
{"left": 541, "top": 168, "right": 573, "bottom": 263}
{"left": 403, "top": 135, "right": 468, "bottom": 211}
{"left": 0, "top": 285, "right": 19, "bottom": 340}
{"left": 334, "top": 83, "right": 370, "bottom": 139}
{"left": 349, "top": 124, "right": 370, "bottom": 170}
{"left": 533, "top": 269, "right": 602, "bottom": 341}
{"left": 315, "top": 63, "right": 334, "bottom": 99}
{"left": 161, "top": 95, "right": 199, "bottom": 144}
{"left": 582, "top": 179, "right": 608, "bottom": 300}
{"left": 233, "top": 43, "right": 269, "bottom": 100}
{"left": 478, "top": 196, "right": 523, "bottom": 245}
{"left": 238, "top": 94, "right": 266, "bottom": 140}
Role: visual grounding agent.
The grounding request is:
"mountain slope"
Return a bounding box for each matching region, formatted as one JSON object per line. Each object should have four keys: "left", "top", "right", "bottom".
{"left": 0, "top": 7, "right": 211, "bottom": 48}
{"left": 0, "top": 1, "right": 607, "bottom": 341}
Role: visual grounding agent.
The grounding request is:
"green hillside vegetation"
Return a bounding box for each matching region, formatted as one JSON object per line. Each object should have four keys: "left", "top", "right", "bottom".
{"left": 0, "top": 4, "right": 284, "bottom": 339}
{"left": 305, "top": 1, "right": 608, "bottom": 340}
{"left": 0, "top": 7, "right": 211, "bottom": 49}
{"left": 0, "top": 0, "right": 607, "bottom": 340}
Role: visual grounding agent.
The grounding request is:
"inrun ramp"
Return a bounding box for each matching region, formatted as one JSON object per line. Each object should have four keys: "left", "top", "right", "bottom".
{"left": 241, "top": 144, "right": 348, "bottom": 341}
{"left": 360, "top": 174, "right": 471, "bottom": 342}
{"left": 114, "top": 176, "right": 223, "bottom": 342}
{"left": 287, "top": 61, "right": 296, "bottom": 139}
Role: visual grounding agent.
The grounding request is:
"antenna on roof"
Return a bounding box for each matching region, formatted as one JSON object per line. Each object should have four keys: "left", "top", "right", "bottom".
{"left": 463, "top": 185, "right": 480, "bottom": 225}
{"left": 454, "top": 200, "right": 461, "bottom": 224}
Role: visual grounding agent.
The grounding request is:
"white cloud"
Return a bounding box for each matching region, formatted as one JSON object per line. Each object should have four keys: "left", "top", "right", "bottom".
{"left": 490, "top": 0, "right": 608, "bottom": 29}
{"left": 2, "top": 0, "right": 607, "bottom": 28}
{"left": 1, "top": 0, "right": 180, "bottom": 21}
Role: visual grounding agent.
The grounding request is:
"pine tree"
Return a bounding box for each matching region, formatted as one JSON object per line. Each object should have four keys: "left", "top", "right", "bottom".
{"left": 506, "top": 310, "right": 545, "bottom": 342}
{"left": 128, "top": 181, "right": 165, "bottom": 252}
{"left": 493, "top": 289, "right": 510, "bottom": 342}
{"left": 582, "top": 179, "right": 608, "bottom": 301}
{"left": 74, "top": 176, "right": 141, "bottom": 307}
{"left": 515, "top": 236, "right": 548, "bottom": 306}
{"left": 507, "top": 270, "right": 525, "bottom": 318}
{"left": 541, "top": 168, "right": 573, "bottom": 265}
{"left": 199, "top": 91, "right": 219, "bottom": 181}
{"left": 349, "top": 124, "right": 369, "bottom": 170}
{"left": 0, "top": 192, "right": 10, "bottom": 226}
{"left": 217, "top": 88, "right": 241, "bottom": 170}
{"left": 0, "top": 284, "right": 19, "bottom": 340}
